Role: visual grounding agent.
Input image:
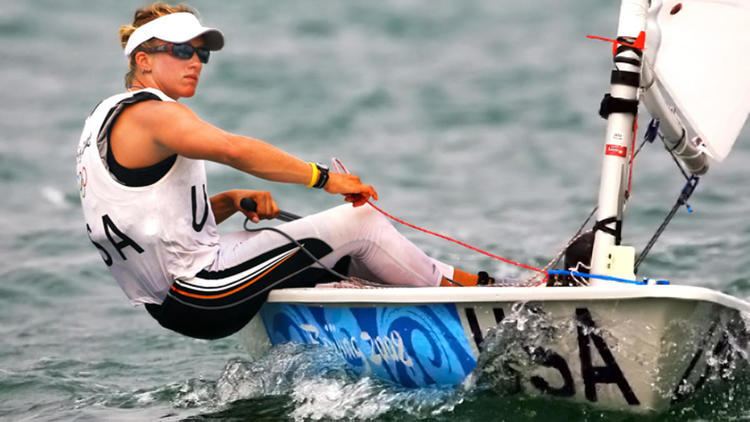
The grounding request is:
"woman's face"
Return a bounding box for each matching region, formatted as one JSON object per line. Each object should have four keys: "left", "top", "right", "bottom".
{"left": 146, "top": 37, "right": 205, "bottom": 100}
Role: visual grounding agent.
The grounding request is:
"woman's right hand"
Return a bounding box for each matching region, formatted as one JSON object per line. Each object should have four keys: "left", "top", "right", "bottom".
{"left": 229, "top": 190, "right": 280, "bottom": 223}
{"left": 324, "top": 173, "right": 378, "bottom": 207}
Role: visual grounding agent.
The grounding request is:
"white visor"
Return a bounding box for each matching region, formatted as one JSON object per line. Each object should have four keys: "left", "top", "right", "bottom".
{"left": 123, "top": 12, "right": 224, "bottom": 57}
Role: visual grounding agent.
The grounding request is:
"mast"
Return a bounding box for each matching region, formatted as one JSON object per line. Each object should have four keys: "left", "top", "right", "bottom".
{"left": 587, "top": 0, "right": 749, "bottom": 283}
{"left": 589, "top": 0, "right": 650, "bottom": 283}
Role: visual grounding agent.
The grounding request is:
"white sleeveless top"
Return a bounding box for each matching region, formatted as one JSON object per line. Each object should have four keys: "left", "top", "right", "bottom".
{"left": 76, "top": 88, "right": 220, "bottom": 305}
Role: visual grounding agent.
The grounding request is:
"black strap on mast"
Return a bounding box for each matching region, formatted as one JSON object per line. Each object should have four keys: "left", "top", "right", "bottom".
{"left": 592, "top": 217, "right": 623, "bottom": 244}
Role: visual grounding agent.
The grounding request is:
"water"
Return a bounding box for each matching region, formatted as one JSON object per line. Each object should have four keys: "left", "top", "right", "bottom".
{"left": 2, "top": 0, "right": 750, "bottom": 420}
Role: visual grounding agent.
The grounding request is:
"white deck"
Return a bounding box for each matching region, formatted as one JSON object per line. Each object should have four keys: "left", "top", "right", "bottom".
{"left": 268, "top": 284, "right": 750, "bottom": 314}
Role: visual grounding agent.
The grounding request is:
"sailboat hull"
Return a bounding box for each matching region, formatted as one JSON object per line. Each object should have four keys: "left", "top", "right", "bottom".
{"left": 239, "top": 285, "right": 749, "bottom": 412}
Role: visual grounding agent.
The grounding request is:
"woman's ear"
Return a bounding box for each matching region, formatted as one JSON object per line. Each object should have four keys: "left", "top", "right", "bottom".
{"left": 134, "top": 51, "right": 153, "bottom": 73}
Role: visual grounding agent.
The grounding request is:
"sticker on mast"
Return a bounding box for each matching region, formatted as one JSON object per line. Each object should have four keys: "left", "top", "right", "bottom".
{"left": 605, "top": 144, "right": 627, "bottom": 158}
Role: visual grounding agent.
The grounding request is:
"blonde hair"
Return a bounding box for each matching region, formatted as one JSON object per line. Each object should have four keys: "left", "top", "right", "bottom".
{"left": 118, "top": 2, "right": 198, "bottom": 88}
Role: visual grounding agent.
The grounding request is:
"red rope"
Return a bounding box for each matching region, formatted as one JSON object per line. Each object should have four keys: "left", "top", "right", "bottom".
{"left": 366, "top": 201, "right": 546, "bottom": 275}
{"left": 627, "top": 116, "right": 637, "bottom": 196}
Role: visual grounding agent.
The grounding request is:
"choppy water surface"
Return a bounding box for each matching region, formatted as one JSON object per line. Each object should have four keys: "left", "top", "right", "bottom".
{"left": 2, "top": 0, "right": 750, "bottom": 420}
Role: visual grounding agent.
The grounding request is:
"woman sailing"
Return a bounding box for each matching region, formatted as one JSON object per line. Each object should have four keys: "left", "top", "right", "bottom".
{"left": 76, "top": 2, "right": 493, "bottom": 340}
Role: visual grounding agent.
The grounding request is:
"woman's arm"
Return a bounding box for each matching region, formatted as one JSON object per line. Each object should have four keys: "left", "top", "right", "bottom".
{"left": 132, "top": 101, "right": 377, "bottom": 204}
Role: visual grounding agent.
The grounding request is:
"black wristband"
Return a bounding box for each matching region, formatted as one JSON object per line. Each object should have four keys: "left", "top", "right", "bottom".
{"left": 312, "top": 163, "right": 329, "bottom": 189}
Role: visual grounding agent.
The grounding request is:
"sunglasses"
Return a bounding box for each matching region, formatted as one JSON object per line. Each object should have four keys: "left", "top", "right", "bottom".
{"left": 141, "top": 42, "right": 210, "bottom": 64}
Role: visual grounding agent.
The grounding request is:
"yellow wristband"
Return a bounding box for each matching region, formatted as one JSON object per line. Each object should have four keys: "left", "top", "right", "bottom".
{"left": 306, "top": 162, "right": 319, "bottom": 188}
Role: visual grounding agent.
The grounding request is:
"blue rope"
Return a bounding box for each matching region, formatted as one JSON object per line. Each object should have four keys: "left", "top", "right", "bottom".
{"left": 547, "top": 269, "right": 670, "bottom": 286}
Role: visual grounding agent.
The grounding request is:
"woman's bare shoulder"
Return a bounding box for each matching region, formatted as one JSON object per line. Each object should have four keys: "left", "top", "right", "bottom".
{"left": 126, "top": 99, "right": 195, "bottom": 120}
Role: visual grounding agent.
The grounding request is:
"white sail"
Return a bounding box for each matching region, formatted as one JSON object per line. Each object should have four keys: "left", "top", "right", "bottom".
{"left": 645, "top": 0, "right": 750, "bottom": 162}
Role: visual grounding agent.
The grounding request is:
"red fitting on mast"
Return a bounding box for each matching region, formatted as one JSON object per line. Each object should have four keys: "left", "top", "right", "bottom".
{"left": 587, "top": 31, "right": 646, "bottom": 55}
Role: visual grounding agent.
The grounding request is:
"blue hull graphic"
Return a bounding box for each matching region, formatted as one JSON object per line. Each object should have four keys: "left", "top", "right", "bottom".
{"left": 260, "top": 303, "right": 476, "bottom": 387}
